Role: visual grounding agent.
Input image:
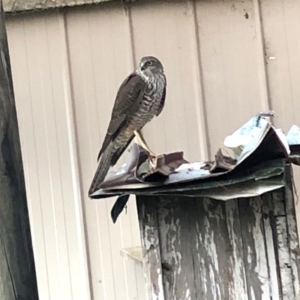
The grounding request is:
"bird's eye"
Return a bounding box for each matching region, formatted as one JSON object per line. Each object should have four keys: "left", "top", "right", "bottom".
{"left": 148, "top": 61, "right": 153, "bottom": 66}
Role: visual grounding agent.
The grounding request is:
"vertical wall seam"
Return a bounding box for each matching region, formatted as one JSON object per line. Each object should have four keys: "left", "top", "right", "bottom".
{"left": 61, "top": 10, "right": 93, "bottom": 300}
{"left": 252, "top": 0, "right": 272, "bottom": 112}
{"left": 191, "top": 0, "right": 211, "bottom": 160}
{"left": 43, "top": 14, "right": 73, "bottom": 299}
{"left": 127, "top": 3, "right": 137, "bottom": 70}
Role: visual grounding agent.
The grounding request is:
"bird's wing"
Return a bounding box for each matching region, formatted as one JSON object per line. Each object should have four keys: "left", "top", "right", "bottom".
{"left": 155, "top": 77, "right": 167, "bottom": 117}
{"left": 97, "top": 73, "right": 146, "bottom": 161}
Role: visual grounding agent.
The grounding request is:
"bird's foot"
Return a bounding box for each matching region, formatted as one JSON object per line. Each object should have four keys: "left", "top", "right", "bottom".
{"left": 134, "top": 130, "right": 157, "bottom": 157}
{"left": 148, "top": 153, "right": 157, "bottom": 165}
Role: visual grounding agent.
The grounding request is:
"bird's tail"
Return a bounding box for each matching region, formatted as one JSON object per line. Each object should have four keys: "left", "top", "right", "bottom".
{"left": 89, "top": 143, "right": 114, "bottom": 196}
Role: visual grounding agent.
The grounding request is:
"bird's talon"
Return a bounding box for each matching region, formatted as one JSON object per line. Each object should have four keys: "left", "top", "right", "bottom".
{"left": 149, "top": 154, "right": 157, "bottom": 165}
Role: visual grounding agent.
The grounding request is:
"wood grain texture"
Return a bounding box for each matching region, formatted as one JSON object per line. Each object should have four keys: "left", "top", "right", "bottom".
{"left": 225, "top": 200, "right": 248, "bottom": 300}
{"left": 0, "top": 2, "right": 38, "bottom": 299}
{"left": 284, "top": 166, "right": 300, "bottom": 298}
{"left": 192, "top": 198, "right": 234, "bottom": 300}
{"left": 238, "top": 196, "right": 270, "bottom": 300}
{"left": 261, "top": 193, "right": 280, "bottom": 300}
{"left": 137, "top": 167, "right": 300, "bottom": 300}
{"left": 157, "top": 197, "right": 196, "bottom": 300}
{"left": 137, "top": 196, "right": 165, "bottom": 300}
{"left": 271, "top": 190, "right": 294, "bottom": 299}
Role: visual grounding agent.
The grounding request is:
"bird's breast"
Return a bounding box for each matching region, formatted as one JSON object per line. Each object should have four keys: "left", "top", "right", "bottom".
{"left": 122, "top": 73, "right": 165, "bottom": 134}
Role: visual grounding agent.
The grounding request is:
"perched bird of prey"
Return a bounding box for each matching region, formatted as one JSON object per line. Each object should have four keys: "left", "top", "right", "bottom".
{"left": 88, "top": 56, "right": 166, "bottom": 196}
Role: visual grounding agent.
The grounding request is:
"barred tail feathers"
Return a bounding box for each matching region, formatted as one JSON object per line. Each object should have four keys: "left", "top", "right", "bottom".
{"left": 89, "top": 143, "right": 114, "bottom": 196}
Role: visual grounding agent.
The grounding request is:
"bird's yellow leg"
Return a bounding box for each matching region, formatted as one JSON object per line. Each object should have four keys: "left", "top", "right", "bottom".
{"left": 134, "top": 130, "right": 156, "bottom": 157}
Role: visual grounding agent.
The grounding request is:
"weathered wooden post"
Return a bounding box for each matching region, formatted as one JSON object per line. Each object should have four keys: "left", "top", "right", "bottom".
{"left": 136, "top": 164, "right": 300, "bottom": 300}
{"left": 0, "top": 1, "right": 39, "bottom": 299}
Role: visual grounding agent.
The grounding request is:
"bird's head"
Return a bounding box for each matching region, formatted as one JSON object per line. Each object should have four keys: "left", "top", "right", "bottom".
{"left": 138, "top": 56, "right": 164, "bottom": 77}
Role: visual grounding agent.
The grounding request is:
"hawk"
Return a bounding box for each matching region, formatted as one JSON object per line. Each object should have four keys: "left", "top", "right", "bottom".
{"left": 89, "top": 56, "right": 167, "bottom": 196}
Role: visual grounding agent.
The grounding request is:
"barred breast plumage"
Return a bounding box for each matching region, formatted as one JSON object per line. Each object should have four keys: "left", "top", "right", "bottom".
{"left": 131, "top": 72, "right": 166, "bottom": 126}
{"left": 111, "top": 72, "right": 166, "bottom": 152}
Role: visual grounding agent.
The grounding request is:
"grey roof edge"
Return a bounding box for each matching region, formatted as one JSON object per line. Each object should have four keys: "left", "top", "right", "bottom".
{"left": 4, "top": 0, "right": 118, "bottom": 14}
{"left": 91, "top": 158, "right": 287, "bottom": 199}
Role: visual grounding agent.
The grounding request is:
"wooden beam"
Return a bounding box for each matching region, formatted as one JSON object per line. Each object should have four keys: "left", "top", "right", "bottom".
{"left": 0, "top": 1, "right": 39, "bottom": 299}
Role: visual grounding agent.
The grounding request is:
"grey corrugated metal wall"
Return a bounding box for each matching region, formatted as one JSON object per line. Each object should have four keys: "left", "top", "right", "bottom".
{"left": 5, "top": 0, "right": 300, "bottom": 299}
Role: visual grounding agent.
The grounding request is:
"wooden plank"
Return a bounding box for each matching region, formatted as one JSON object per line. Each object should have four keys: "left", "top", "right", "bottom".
{"left": 261, "top": 193, "right": 280, "bottom": 300}
{"left": 0, "top": 2, "right": 38, "bottom": 299}
{"left": 284, "top": 165, "right": 300, "bottom": 299}
{"left": 136, "top": 196, "right": 165, "bottom": 300}
{"left": 271, "top": 189, "right": 295, "bottom": 299}
{"left": 225, "top": 199, "right": 248, "bottom": 300}
{"left": 192, "top": 198, "right": 235, "bottom": 299}
{"left": 156, "top": 196, "right": 197, "bottom": 300}
{"left": 238, "top": 196, "right": 270, "bottom": 300}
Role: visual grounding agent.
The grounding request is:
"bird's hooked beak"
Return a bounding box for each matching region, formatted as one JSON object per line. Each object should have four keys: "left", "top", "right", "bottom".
{"left": 140, "top": 62, "right": 147, "bottom": 71}
{"left": 140, "top": 62, "right": 155, "bottom": 77}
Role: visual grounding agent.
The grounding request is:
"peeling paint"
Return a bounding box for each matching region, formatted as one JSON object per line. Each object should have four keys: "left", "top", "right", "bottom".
{"left": 137, "top": 178, "right": 300, "bottom": 300}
